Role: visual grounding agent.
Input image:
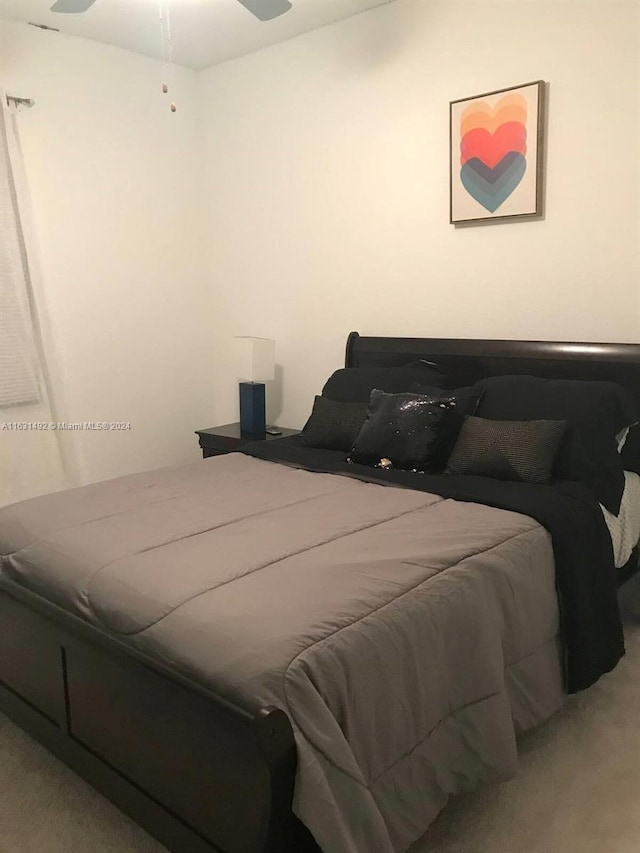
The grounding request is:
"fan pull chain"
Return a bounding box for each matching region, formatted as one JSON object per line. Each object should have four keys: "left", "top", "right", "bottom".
{"left": 159, "top": 1, "right": 176, "bottom": 112}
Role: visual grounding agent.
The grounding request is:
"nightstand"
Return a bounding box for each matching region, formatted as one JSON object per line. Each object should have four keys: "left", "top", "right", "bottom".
{"left": 195, "top": 423, "right": 299, "bottom": 459}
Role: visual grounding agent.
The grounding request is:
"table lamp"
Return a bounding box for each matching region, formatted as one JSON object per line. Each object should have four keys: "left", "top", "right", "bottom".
{"left": 234, "top": 336, "right": 275, "bottom": 434}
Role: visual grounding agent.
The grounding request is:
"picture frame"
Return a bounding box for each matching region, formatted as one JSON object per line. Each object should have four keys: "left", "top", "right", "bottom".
{"left": 450, "top": 80, "right": 545, "bottom": 225}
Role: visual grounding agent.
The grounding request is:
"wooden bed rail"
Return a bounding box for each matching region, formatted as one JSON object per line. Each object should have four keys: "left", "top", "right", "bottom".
{"left": 0, "top": 577, "right": 318, "bottom": 853}
{"left": 345, "top": 331, "right": 640, "bottom": 408}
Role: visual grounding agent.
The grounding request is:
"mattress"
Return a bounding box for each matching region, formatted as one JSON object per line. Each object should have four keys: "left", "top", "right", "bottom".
{"left": 0, "top": 452, "right": 564, "bottom": 853}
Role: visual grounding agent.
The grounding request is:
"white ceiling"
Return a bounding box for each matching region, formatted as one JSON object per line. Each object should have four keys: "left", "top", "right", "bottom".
{"left": 0, "top": 0, "right": 394, "bottom": 70}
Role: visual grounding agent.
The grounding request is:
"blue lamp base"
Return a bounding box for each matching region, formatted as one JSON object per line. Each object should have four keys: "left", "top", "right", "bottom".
{"left": 239, "top": 382, "right": 266, "bottom": 434}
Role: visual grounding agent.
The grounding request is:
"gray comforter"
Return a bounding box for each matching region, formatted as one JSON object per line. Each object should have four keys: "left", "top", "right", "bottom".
{"left": 0, "top": 453, "right": 565, "bottom": 853}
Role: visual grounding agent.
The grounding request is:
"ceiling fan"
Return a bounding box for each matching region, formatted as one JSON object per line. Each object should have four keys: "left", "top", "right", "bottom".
{"left": 50, "top": 0, "right": 293, "bottom": 22}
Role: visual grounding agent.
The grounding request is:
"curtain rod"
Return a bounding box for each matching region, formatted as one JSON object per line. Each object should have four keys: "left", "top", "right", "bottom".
{"left": 6, "top": 95, "right": 35, "bottom": 108}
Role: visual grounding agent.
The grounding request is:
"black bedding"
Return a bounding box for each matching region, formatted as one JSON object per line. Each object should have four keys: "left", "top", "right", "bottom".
{"left": 242, "top": 435, "right": 625, "bottom": 693}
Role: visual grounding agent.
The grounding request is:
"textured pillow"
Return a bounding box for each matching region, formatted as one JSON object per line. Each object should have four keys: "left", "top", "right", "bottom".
{"left": 445, "top": 416, "right": 567, "bottom": 484}
{"left": 347, "top": 390, "right": 456, "bottom": 471}
{"left": 300, "top": 396, "right": 369, "bottom": 451}
{"left": 321, "top": 364, "right": 446, "bottom": 403}
{"left": 474, "top": 375, "right": 638, "bottom": 512}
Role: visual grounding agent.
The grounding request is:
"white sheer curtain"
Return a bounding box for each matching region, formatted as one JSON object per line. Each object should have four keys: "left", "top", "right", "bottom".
{"left": 0, "top": 93, "right": 72, "bottom": 505}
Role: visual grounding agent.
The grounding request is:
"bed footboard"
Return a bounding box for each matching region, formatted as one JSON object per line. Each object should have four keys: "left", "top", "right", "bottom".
{"left": 0, "top": 578, "right": 318, "bottom": 853}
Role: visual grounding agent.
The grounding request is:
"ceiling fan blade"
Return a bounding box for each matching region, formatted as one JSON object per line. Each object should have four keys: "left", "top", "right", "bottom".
{"left": 236, "top": 0, "right": 292, "bottom": 21}
{"left": 51, "top": 0, "right": 98, "bottom": 12}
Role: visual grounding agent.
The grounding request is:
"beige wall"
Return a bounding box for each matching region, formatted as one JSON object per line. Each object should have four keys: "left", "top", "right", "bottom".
{"left": 0, "top": 21, "right": 215, "bottom": 486}
{"left": 201, "top": 0, "right": 640, "bottom": 430}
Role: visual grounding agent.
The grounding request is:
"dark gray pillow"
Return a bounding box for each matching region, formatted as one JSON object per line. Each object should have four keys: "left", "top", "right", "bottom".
{"left": 445, "top": 416, "right": 566, "bottom": 484}
{"left": 347, "top": 390, "right": 456, "bottom": 471}
{"left": 300, "top": 396, "right": 369, "bottom": 451}
{"left": 474, "top": 375, "right": 637, "bottom": 511}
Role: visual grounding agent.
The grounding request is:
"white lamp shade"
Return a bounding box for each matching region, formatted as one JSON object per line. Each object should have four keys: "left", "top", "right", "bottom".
{"left": 234, "top": 336, "right": 275, "bottom": 382}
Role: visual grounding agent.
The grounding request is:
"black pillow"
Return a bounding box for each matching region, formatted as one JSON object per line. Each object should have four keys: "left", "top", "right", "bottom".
{"left": 474, "top": 375, "right": 638, "bottom": 512}
{"left": 321, "top": 364, "right": 446, "bottom": 403}
{"left": 300, "top": 396, "right": 369, "bottom": 451}
{"left": 445, "top": 416, "right": 567, "bottom": 484}
{"left": 347, "top": 390, "right": 456, "bottom": 471}
{"left": 412, "top": 383, "right": 484, "bottom": 471}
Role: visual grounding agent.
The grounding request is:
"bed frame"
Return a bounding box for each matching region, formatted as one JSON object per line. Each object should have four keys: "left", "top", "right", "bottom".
{"left": 3, "top": 332, "right": 640, "bottom": 853}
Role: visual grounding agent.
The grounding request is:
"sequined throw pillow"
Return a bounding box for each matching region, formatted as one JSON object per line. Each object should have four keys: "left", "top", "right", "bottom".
{"left": 347, "top": 390, "right": 456, "bottom": 471}
{"left": 300, "top": 396, "right": 369, "bottom": 451}
{"left": 411, "top": 383, "right": 484, "bottom": 471}
{"left": 445, "top": 416, "right": 566, "bottom": 484}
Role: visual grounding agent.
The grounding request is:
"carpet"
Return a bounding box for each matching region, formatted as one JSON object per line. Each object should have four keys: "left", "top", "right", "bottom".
{"left": 2, "top": 578, "right": 640, "bottom": 853}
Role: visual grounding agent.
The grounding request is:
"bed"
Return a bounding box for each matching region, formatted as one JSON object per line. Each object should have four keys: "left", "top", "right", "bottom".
{"left": 1, "top": 332, "right": 640, "bottom": 853}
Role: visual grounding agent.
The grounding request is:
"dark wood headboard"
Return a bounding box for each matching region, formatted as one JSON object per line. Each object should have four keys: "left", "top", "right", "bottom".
{"left": 345, "top": 332, "right": 640, "bottom": 406}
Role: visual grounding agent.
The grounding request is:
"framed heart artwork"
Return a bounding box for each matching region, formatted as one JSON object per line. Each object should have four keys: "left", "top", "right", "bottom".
{"left": 450, "top": 80, "right": 545, "bottom": 224}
